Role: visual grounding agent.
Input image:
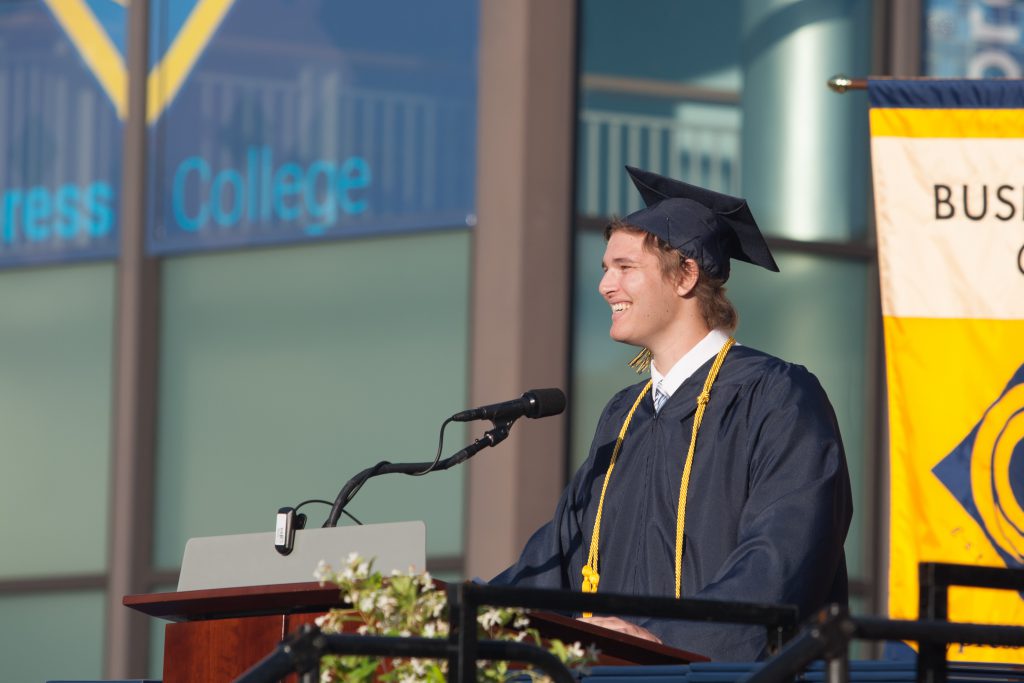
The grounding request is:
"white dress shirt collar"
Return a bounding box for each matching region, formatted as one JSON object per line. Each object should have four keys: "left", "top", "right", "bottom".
{"left": 650, "top": 328, "right": 732, "bottom": 402}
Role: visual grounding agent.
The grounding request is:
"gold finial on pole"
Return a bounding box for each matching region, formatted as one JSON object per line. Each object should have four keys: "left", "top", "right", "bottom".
{"left": 827, "top": 74, "right": 867, "bottom": 93}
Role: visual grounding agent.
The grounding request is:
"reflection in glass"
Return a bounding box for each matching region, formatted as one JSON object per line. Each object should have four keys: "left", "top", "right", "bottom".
{"left": 155, "top": 232, "right": 471, "bottom": 570}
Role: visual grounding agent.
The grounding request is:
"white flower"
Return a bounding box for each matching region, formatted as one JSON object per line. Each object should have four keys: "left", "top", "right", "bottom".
{"left": 346, "top": 551, "right": 360, "bottom": 565}
{"left": 479, "top": 607, "right": 504, "bottom": 630}
{"left": 313, "top": 560, "right": 332, "bottom": 583}
{"left": 315, "top": 554, "right": 598, "bottom": 680}
{"left": 375, "top": 593, "right": 398, "bottom": 616}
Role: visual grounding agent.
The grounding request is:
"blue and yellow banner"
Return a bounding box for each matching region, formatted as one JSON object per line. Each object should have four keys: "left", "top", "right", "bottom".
{"left": 870, "top": 78, "right": 1024, "bottom": 662}
{"left": 1, "top": 0, "right": 478, "bottom": 267}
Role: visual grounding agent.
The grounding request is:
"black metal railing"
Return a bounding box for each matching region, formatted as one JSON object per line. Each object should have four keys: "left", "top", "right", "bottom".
{"left": 236, "top": 563, "right": 1024, "bottom": 683}
{"left": 234, "top": 582, "right": 800, "bottom": 682}
{"left": 234, "top": 625, "right": 578, "bottom": 683}
{"left": 917, "top": 562, "right": 1024, "bottom": 683}
{"left": 739, "top": 563, "right": 1024, "bottom": 683}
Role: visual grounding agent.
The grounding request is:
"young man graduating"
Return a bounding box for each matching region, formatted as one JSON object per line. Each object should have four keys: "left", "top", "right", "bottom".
{"left": 491, "top": 166, "right": 853, "bottom": 662}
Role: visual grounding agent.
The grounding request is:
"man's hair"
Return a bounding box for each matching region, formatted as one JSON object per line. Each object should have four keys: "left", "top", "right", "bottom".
{"left": 605, "top": 219, "right": 738, "bottom": 331}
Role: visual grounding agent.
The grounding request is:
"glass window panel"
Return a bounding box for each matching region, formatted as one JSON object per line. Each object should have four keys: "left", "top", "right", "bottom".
{"left": 577, "top": 0, "right": 873, "bottom": 243}
{"left": 0, "top": 263, "right": 114, "bottom": 577}
{"left": 571, "top": 237, "right": 869, "bottom": 583}
{"left": 154, "top": 231, "right": 470, "bottom": 571}
{"left": 577, "top": 1, "right": 744, "bottom": 220}
{"left": 582, "top": 0, "right": 742, "bottom": 88}
{"left": 0, "top": 590, "right": 105, "bottom": 682}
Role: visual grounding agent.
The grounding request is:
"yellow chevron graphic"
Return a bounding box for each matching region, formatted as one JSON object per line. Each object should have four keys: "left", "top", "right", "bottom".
{"left": 42, "top": 0, "right": 235, "bottom": 124}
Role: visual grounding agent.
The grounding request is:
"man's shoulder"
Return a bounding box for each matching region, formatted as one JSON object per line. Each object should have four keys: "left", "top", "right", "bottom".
{"left": 722, "top": 344, "right": 835, "bottom": 417}
{"left": 722, "top": 344, "right": 821, "bottom": 389}
{"left": 724, "top": 344, "right": 819, "bottom": 382}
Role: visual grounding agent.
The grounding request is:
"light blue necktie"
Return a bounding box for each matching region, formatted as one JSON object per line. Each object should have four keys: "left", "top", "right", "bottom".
{"left": 653, "top": 380, "right": 669, "bottom": 412}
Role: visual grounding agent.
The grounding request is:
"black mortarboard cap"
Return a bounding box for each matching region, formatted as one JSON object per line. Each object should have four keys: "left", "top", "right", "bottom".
{"left": 620, "top": 166, "right": 779, "bottom": 281}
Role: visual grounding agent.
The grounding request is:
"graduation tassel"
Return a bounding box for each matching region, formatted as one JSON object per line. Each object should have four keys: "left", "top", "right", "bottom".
{"left": 627, "top": 347, "right": 652, "bottom": 374}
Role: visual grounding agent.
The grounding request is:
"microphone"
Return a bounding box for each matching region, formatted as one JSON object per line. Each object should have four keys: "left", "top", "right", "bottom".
{"left": 322, "top": 389, "right": 567, "bottom": 527}
{"left": 451, "top": 388, "right": 566, "bottom": 423}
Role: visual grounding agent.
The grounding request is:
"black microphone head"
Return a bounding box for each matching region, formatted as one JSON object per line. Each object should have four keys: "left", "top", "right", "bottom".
{"left": 523, "top": 388, "right": 566, "bottom": 418}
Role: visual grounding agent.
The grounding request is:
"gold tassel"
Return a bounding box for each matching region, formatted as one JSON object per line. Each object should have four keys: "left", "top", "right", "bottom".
{"left": 627, "top": 347, "right": 652, "bottom": 374}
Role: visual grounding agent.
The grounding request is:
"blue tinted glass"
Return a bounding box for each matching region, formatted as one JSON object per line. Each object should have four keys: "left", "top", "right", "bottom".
{"left": 0, "top": 263, "right": 115, "bottom": 577}
{"left": 147, "top": 0, "right": 478, "bottom": 255}
{"left": 0, "top": 1, "right": 122, "bottom": 267}
{"left": 925, "top": 0, "right": 1024, "bottom": 77}
{"left": 0, "top": 590, "right": 106, "bottom": 681}
{"left": 154, "top": 232, "right": 471, "bottom": 569}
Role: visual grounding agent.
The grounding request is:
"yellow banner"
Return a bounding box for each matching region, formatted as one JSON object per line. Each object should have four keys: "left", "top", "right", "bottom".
{"left": 871, "top": 80, "right": 1024, "bottom": 662}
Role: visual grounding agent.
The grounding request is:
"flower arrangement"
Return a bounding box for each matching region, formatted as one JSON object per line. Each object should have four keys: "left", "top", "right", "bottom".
{"left": 314, "top": 554, "right": 597, "bottom": 682}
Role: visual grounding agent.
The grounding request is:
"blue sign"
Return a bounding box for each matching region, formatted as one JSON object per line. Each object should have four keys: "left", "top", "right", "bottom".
{"left": 926, "top": 0, "right": 1024, "bottom": 77}
{"left": 147, "top": 0, "right": 479, "bottom": 254}
{"left": 0, "top": 0, "right": 478, "bottom": 267}
{"left": 0, "top": 0, "right": 123, "bottom": 268}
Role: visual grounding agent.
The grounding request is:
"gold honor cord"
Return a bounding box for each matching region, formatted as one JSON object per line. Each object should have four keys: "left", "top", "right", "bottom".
{"left": 581, "top": 380, "right": 651, "bottom": 617}
{"left": 581, "top": 337, "right": 735, "bottom": 613}
{"left": 673, "top": 336, "right": 734, "bottom": 598}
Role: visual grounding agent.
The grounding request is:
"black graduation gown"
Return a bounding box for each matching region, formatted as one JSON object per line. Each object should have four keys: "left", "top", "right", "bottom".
{"left": 491, "top": 345, "right": 853, "bottom": 661}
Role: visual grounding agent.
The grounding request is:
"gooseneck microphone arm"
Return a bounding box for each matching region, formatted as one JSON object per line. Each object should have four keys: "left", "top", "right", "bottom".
{"left": 322, "top": 421, "right": 512, "bottom": 528}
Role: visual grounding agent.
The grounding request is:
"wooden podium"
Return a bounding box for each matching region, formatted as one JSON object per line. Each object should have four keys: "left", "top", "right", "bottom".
{"left": 125, "top": 581, "right": 706, "bottom": 682}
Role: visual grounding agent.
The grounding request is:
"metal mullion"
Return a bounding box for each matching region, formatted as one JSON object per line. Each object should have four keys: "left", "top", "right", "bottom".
{"left": 106, "top": 0, "right": 160, "bottom": 678}
{"left": 0, "top": 574, "right": 108, "bottom": 593}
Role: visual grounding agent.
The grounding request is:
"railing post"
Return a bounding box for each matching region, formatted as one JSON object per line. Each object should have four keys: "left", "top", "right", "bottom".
{"left": 446, "top": 582, "right": 461, "bottom": 682}
{"left": 826, "top": 650, "right": 849, "bottom": 683}
{"left": 917, "top": 563, "right": 948, "bottom": 683}
{"left": 456, "top": 583, "right": 478, "bottom": 683}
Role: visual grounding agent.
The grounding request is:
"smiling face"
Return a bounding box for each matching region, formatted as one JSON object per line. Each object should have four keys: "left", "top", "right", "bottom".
{"left": 599, "top": 229, "right": 698, "bottom": 362}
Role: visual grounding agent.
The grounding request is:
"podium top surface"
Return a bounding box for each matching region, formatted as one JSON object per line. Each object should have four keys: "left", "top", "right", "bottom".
{"left": 177, "top": 520, "right": 426, "bottom": 592}
{"left": 125, "top": 580, "right": 341, "bottom": 622}
{"left": 124, "top": 581, "right": 705, "bottom": 664}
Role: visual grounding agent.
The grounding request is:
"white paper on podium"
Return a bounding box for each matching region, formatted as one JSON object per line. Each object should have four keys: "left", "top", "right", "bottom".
{"left": 177, "top": 521, "right": 426, "bottom": 591}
